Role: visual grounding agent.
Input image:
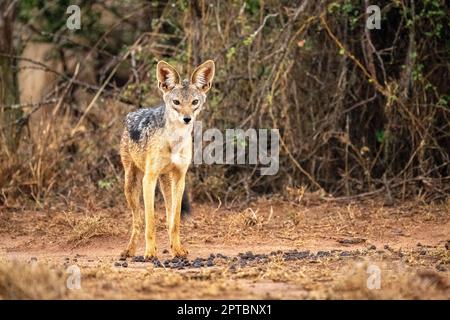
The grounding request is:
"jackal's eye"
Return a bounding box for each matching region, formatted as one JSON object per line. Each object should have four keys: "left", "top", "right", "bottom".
{"left": 192, "top": 99, "right": 199, "bottom": 106}
{"left": 173, "top": 99, "right": 180, "bottom": 105}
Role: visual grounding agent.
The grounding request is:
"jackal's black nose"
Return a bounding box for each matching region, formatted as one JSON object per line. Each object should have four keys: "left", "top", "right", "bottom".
{"left": 183, "top": 116, "right": 191, "bottom": 124}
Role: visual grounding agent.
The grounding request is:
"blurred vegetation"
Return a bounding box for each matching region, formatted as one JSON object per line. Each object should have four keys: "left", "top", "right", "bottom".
{"left": 0, "top": 0, "right": 449, "bottom": 208}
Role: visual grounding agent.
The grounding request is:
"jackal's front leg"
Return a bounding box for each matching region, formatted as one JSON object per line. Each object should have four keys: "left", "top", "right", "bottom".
{"left": 143, "top": 172, "right": 158, "bottom": 259}
{"left": 169, "top": 170, "right": 188, "bottom": 258}
{"left": 159, "top": 174, "right": 172, "bottom": 229}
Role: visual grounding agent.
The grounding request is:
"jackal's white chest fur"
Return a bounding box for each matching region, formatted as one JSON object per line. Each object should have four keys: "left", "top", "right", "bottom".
{"left": 166, "top": 125, "right": 193, "bottom": 168}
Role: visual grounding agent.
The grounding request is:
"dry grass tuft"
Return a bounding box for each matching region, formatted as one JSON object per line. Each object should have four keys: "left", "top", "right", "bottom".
{"left": 67, "top": 214, "right": 120, "bottom": 246}
{"left": 0, "top": 260, "right": 71, "bottom": 299}
{"left": 240, "top": 208, "right": 260, "bottom": 227}
{"left": 328, "top": 261, "right": 450, "bottom": 299}
{"left": 222, "top": 207, "right": 267, "bottom": 241}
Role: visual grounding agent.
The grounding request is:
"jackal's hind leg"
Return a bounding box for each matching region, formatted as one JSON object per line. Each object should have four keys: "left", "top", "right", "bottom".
{"left": 121, "top": 163, "right": 143, "bottom": 258}
{"left": 143, "top": 171, "right": 158, "bottom": 259}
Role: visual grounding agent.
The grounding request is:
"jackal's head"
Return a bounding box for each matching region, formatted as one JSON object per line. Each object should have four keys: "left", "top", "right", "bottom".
{"left": 156, "top": 60, "right": 215, "bottom": 126}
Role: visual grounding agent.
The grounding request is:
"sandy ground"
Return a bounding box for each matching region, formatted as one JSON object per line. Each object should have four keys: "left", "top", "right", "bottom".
{"left": 0, "top": 197, "right": 449, "bottom": 299}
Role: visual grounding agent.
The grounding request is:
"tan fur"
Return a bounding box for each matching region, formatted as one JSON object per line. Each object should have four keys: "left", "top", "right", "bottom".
{"left": 120, "top": 60, "right": 215, "bottom": 259}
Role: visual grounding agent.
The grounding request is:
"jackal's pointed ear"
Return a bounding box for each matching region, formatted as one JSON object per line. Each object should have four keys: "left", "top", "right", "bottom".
{"left": 191, "top": 60, "right": 215, "bottom": 93}
{"left": 157, "top": 61, "right": 180, "bottom": 93}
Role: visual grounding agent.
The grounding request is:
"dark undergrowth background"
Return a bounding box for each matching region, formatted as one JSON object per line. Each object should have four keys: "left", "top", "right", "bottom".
{"left": 0, "top": 0, "right": 449, "bottom": 209}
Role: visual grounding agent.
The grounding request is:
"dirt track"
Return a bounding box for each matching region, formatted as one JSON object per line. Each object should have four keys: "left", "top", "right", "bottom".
{"left": 0, "top": 197, "right": 449, "bottom": 299}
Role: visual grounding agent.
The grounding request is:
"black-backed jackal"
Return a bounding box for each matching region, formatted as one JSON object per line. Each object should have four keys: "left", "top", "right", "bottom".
{"left": 120, "top": 60, "right": 215, "bottom": 259}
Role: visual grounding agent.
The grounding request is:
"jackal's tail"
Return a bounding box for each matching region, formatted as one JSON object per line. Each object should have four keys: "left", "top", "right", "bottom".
{"left": 181, "top": 187, "right": 191, "bottom": 216}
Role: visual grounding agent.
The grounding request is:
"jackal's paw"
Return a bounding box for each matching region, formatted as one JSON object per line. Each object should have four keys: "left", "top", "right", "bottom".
{"left": 119, "top": 248, "right": 136, "bottom": 260}
{"left": 171, "top": 246, "right": 189, "bottom": 258}
{"left": 144, "top": 248, "right": 157, "bottom": 260}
